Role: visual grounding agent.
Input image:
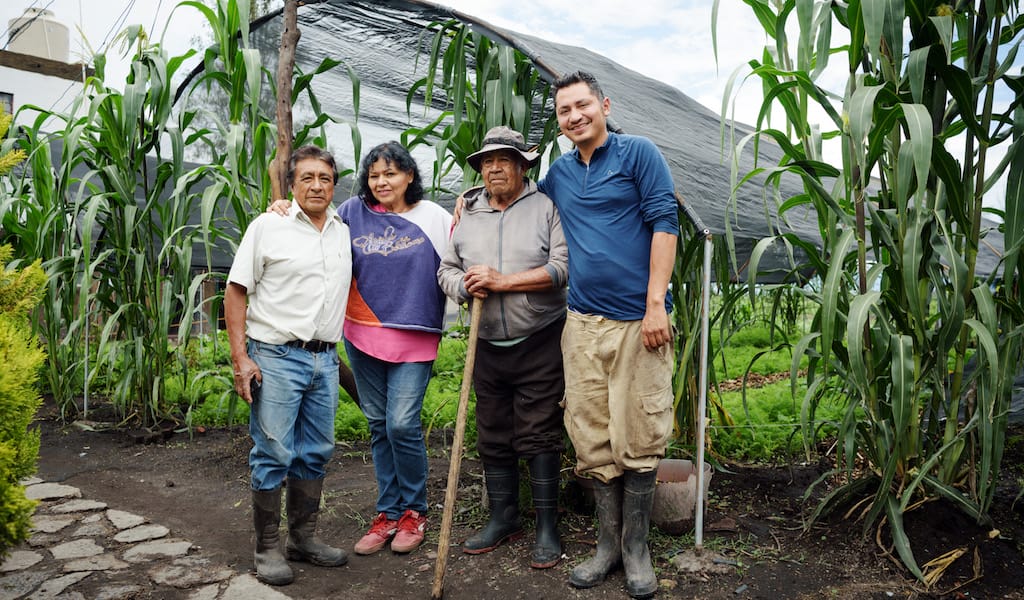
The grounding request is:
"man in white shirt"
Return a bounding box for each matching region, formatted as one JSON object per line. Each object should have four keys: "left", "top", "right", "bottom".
{"left": 225, "top": 146, "right": 352, "bottom": 586}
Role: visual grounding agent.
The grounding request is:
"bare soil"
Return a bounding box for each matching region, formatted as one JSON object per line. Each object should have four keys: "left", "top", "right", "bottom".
{"left": 27, "top": 398, "right": 1024, "bottom": 599}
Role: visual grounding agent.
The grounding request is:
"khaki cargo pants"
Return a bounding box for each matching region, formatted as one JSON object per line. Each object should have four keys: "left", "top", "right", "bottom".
{"left": 561, "top": 310, "right": 675, "bottom": 483}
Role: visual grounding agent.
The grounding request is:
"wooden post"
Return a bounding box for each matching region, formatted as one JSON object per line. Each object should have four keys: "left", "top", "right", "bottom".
{"left": 271, "top": 0, "right": 299, "bottom": 202}
{"left": 271, "top": 1, "right": 360, "bottom": 404}
{"left": 431, "top": 298, "right": 484, "bottom": 600}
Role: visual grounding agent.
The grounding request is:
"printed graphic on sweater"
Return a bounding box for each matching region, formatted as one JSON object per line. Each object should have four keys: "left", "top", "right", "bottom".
{"left": 352, "top": 225, "right": 426, "bottom": 257}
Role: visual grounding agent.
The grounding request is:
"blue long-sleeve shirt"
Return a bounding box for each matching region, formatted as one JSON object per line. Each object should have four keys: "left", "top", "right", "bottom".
{"left": 539, "top": 133, "right": 678, "bottom": 320}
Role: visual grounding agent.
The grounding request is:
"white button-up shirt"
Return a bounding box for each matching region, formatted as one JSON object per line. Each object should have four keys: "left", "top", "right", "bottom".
{"left": 228, "top": 203, "right": 351, "bottom": 344}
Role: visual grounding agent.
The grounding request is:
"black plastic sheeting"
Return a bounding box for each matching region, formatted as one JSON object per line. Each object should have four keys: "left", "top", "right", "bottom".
{"left": 229, "top": 0, "right": 1005, "bottom": 283}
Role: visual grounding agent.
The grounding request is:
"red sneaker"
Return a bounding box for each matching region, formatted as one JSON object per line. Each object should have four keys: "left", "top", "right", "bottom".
{"left": 390, "top": 510, "right": 427, "bottom": 553}
{"left": 354, "top": 513, "right": 398, "bottom": 555}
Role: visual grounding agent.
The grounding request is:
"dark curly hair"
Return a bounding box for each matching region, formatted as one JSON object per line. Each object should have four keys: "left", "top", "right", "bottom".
{"left": 357, "top": 142, "right": 425, "bottom": 206}
{"left": 287, "top": 145, "right": 339, "bottom": 187}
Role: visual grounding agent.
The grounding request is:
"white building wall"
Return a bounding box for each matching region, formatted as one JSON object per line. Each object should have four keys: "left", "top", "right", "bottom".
{"left": 0, "top": 63, "right": 83, "bottom": 127}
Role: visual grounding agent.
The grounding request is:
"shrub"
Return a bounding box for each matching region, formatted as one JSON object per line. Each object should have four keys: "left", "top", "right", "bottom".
{"left": 0, "top": 246, "right": 46, "bottom": 555}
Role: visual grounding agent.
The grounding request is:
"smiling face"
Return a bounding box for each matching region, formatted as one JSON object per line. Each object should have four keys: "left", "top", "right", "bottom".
{"left": 290, "top": 157, "right": 336, "bottom": 221}
{"left": 555, "top": 81, "right": 611, "bottom": 156}
{"left": 367, "top": 157, "right": 415, "bottom": 212}
{"left": 481, "top": 149, "right": 526, "bottom": 204}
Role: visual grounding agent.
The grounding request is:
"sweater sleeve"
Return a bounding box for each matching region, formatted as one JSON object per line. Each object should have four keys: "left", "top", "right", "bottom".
{"left": 437, "top": 224, "right": 470, "bottom": 303}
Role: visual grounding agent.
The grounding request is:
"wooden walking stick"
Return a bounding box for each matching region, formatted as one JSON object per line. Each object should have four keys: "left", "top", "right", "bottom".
{"left": 271, "top": 0, "right": 359, "bottom": 403}
{"left": 431, "top": 297, "right": 484, "bottom": 600}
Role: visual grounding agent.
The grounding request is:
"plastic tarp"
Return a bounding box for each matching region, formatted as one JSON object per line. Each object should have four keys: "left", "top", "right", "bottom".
{"left": 224, "top": 0, "right": 1006, "bottom": 283}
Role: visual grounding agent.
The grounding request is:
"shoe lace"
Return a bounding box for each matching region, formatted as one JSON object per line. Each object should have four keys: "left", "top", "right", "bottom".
{"left": 367, "top": 513, "right": 396, "bottom": 536}
{"left": 397, "top": 510, "right": 424, "bottom": 533}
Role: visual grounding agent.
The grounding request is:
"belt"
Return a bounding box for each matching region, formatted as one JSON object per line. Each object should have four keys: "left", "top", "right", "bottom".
{"left": 284, "top": 339, "right": 336, "bottom": 353}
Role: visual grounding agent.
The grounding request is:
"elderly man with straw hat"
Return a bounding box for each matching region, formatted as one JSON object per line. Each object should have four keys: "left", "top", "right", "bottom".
{"left": 438, "top": 126, "right": 569, "bottom": 569}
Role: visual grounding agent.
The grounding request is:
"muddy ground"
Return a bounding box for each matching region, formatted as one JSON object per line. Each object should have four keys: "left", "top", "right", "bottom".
{"left": 24, "top": 399, "right": 1024, "bottom": 599}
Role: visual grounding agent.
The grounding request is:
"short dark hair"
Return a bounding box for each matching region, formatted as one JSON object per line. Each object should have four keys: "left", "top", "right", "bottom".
{"left": 287, "top": 145, "right": 339, "bottom": 186}
{"left": 552, "top": 70, "right": 605, "bottom": 101}
{"left": 357, "top": 142, "right": 425, "bottom": 206}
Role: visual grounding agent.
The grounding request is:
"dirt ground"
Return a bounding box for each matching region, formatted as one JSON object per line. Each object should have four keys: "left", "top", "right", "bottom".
{"left": 27, "top": 398, "right": 1024, "bottom": 600}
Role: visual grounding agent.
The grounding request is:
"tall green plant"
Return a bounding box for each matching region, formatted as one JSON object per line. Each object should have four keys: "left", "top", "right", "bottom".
{"left": 404, "top": 20, "right": 560, "bottom": 194}
{"left": 0, "top": 0, "right": 354, "bottom": 425}
{"left": 716, "top": 0, "right": 1024, "bottom": 580}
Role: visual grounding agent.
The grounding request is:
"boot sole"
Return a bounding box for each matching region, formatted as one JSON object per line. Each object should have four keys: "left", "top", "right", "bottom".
{"left": 626, "top": 584, "right": 657, "bottom": 600}
{"left": 255, "top": 571, "right": 294, "bottom": 586}
{"left": 529, "top": 555, "right": 561, "bottom": 569}
{"left": 569, "top": 559, "right": 621, "bottom": 588}
{"left": 285, "top": 548, "right": 348, "bottom": 566}
{"left": 462, "top": 530, "right": 524, "bottom": 554}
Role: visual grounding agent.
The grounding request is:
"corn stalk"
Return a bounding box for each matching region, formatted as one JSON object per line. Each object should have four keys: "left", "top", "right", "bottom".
{"left": 716, "top": 0, "right": 1024, "bottom": 580}
{"left": 404, "top": 20, "right": 559, "bottom": 194}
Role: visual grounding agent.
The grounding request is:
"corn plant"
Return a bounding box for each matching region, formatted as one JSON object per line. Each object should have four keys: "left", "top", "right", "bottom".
{"left": 0, "top": 0, "right": 353, "bottom": 425}
{"left": 404, "top": 20, "right": 560, "bottom": 194}
{"left": 716, "top": 0, "right": 1024, "bottom": 580}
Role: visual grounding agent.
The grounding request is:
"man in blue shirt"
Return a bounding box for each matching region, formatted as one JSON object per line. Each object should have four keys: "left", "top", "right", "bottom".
{"left": 541, "top": 71, "right": 678, "bottom": 599}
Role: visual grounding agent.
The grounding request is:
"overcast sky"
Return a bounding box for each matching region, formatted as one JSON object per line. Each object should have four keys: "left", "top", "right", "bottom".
{"left": 1, "top": 0, "right": 770, "bottom": 128}
{"left": 2, "top": 0, "right": 1016, "bottom": 211}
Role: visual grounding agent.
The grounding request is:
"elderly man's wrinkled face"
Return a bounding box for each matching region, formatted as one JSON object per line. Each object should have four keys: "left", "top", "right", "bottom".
{"left": 481, "top": 149, "right": 525, "bottom": 199}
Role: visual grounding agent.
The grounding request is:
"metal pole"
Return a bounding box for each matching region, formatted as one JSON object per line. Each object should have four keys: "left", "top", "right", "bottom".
{"left": 693, "top": 231, "right": 712, "bottom": 553}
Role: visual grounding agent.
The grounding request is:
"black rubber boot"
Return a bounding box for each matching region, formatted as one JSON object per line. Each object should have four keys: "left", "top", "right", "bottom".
{"left": 463, "top": 463, "right": 524, "bottom": 554}
{"left": 569, "top": 477, "right": 622, "bottom": 588}
{"left": 285, "top": 478, "right": 348, "bottom": 567}
{"left": 252, "top": 488, "right": 294, "bottom": 586}
{"left": 528, "top": 453, "right": 562, "bottom": 568}
{"left": 622, "top": 469, "right": 658, "bottom": 599}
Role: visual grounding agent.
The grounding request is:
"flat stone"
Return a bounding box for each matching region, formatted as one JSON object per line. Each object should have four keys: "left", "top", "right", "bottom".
{"left": 113, "top": 524, "right": 169, "bottom": 543}
{"left": 20, "top": 476, "right": 43, "bottom": 485}
{"left": 94, "top": 583, "right": 147, "bottom": 599}
{"left": 28, "top": 532, "right": 61, "bottom": 547}
{"left": 24, "top": 482, "right": 81, "bottom": 501}
{"left": 219, "top": 574, "right": 294, "bottom": 600}
{"left": 0, "top": 568, "right": 50, "bottom": 597}
{"left": 50, "top": 538, "right": 105, "bottom": 560}
{"left": 149, "top": 556, "right": 233, "bottom": 588}
{"left": 72, "top": 520, "right": 112, "bottom": 537}
{"left": 62, "top": 554, "right": 130, "bottom": 572}
{"left": 50, "top": 499, "right": 108, "bottom": 513}
{"left": 122, "top": 539, "right": 192, "bottom": 563}
{"left": 32, "top": 514, "right": 77, "bottom": 533}
{"left": 0, "top": 549, "right": 44, "bottom": 572}
{"left": 187, "top": 583, "right": 222, "bottom": 600}
{"left": 106, "top": 509, "right": 146, "bottom": 530}
{"left": 33, "top": 571, "right": 92, "bottom": 597}
{"left": 81, "top": 513, "right": 103, "bottom": 524}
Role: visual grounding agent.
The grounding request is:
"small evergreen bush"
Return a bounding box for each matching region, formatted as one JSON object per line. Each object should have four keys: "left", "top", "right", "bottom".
{"left": 0, "top": 246, "right": 46, "bottom": 555}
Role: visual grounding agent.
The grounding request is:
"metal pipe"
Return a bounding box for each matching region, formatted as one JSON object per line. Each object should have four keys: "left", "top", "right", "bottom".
{"left": 694, "top": 230, "right": 712, "bottom": 553}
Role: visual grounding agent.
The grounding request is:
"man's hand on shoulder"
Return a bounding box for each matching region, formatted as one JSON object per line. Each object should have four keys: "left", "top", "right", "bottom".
{"left": 267, "top": 199, "right": 292, "bottom": 216}
{"left": 452, "top": 185, "right": 484, "bottom": 226}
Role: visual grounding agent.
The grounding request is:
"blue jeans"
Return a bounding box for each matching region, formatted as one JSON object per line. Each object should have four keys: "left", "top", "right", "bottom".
{"left": 344, "top": 339, "right": 432, "bottom": 518}
{"left": 248, "top": 340, "right": 339, "bottom": 491}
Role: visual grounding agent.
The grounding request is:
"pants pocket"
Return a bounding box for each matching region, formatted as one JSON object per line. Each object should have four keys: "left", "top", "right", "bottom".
{"left": 628, "top": 386, "right": 674, "bottom": 456}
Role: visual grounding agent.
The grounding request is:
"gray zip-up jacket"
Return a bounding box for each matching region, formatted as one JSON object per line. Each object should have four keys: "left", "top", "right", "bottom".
{"left": 437, "top": 179, "right": 568, "bottom": 341}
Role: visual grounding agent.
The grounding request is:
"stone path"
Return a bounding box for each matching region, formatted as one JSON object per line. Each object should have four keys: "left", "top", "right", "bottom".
{"left": 0, "top": 478, "right": 291, "bottom": 600}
